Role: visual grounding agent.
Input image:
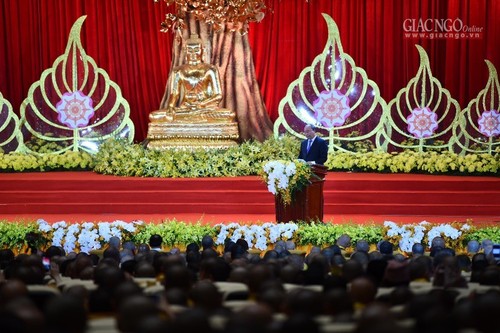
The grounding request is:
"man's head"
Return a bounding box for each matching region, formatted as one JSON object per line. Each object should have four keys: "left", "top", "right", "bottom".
{"left": 303, "top": 124, "right": 316, "bottom": 140}
{"left": 148, "top": 234, "right": 163, "bottom": 249}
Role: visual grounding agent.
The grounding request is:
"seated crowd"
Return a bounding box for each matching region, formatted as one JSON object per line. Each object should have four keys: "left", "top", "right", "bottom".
{"left": 0, "top": 233, "right": 499, "bottom": 333}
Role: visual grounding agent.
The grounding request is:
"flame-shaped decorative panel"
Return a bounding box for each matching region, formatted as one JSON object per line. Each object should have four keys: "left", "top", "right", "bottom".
{"left": 274, "top": 13, "right": 386, "bottom": 153}
{"left": 380, "top": 45, "right": 461, "bottom": 152}
{"left": 455, "top": 60, "right": 500, "bottom": 154}
{"left": 0, "top": 92, "right": 21, "bottom": 153}
{"left": 19, "top": 16, "right": 134, "bottom": 154}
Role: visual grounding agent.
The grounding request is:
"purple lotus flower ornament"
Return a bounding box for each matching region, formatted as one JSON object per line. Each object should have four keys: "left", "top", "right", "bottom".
{"left": 56, "top": 91, "right": 95, "bottom": 129}
{"left": 313, "top": 89, "right": 351, "bottom": 128}
{"left": 406, "top": 107, "right": 438, "bottom": 138}
{"left": 478, "top": 109, "right": 500, "bottom": 137}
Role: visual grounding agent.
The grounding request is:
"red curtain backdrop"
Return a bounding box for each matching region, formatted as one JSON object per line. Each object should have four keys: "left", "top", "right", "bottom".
{"left": 0, "top": 0, "right": 498, "bottom": 142}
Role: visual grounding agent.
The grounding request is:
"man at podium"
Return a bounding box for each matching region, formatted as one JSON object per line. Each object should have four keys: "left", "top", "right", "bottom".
{"left": 298, "top": 124, "right": 328, "bottom": 165}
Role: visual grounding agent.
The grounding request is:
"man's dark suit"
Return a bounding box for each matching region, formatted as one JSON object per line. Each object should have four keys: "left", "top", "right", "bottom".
{"left": 298, "top": 136, "right": 328, "bottom": 165}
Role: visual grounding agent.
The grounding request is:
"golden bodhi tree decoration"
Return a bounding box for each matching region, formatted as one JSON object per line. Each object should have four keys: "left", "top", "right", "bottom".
{"left": 154, "top": 0, "right": 273, "bottom": 141}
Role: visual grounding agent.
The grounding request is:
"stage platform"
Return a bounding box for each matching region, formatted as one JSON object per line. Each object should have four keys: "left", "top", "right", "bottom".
{"left": 0, "top": 171, "right": 499, "bottom": 225}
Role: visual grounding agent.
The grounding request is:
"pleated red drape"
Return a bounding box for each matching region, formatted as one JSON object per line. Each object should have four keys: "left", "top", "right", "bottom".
{"left": 0, "top": 0, "right": 498, "bottom": 142}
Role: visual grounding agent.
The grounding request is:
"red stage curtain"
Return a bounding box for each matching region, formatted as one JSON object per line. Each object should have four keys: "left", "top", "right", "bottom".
{"left": 0, "top": 0, "right": 498, "bottom": 142}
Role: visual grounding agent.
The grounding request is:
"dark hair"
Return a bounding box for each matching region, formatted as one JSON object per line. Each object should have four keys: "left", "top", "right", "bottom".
{"left": 201, "top": 235, "right": 214, "bottom": 250}
{"left": 149, "top": 234, "right": 163, "bottom": 248}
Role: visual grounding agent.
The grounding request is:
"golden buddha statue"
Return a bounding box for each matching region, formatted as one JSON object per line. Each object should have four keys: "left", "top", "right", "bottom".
{"left": 147, "top": 34, "right": 239, "bottom": 150}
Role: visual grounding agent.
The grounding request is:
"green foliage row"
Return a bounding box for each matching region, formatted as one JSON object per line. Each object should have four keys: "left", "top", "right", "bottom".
{"left": 1, "top": 220, "right": 498, "bottom": 254}
{"left": 92, "top": 137, "right": 298, "bottom": 177}
{"left": 1, "top": 137, "right": 498, "bottom": 176}
{"left": 326, "top": 150, "right": 500, "bottom": 175}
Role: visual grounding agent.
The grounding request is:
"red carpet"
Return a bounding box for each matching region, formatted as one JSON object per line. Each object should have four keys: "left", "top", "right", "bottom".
{"left": 0, "top": 171, "right": 499, "bottom": 226}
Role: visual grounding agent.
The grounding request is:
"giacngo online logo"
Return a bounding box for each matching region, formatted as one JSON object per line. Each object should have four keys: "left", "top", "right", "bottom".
{"left": 403, "top": 18, "right": 483, "bottom": 39}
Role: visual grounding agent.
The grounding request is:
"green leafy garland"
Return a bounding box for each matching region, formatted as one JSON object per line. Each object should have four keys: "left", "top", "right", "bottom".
{"left": 1, "top": 137, "right": 499, "bottom": 176}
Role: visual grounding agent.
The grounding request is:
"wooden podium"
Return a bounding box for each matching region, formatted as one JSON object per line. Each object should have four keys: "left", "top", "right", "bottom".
{"left": 275, "top": 164, "right": 328, "bottom": 223}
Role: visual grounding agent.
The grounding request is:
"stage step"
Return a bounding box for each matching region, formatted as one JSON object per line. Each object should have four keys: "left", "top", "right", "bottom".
{"left": 0, "top": 172, "right": 499, "bottom": 218}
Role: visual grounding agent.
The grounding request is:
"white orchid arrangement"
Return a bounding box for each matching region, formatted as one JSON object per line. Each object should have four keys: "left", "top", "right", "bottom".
{"left": 384, "top": 220, "right": 473, "bottom": 252}
{"left": 37, "top": 219, "right": 143, "bottom": 253}
{"left": 214, "top": 222, "right": 299, "bottom": 251}
{"left": 261, "top": 159, "right": 312, "bottom": 205}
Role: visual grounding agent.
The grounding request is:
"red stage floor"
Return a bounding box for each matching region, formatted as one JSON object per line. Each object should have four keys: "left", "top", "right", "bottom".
{"left": 0, "top": 171, "right": 499, "bottom": 226}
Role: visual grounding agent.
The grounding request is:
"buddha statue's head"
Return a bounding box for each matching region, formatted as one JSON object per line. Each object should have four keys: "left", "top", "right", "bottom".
{"left": 185, "top": 34, "right": 204, "bottom": 65}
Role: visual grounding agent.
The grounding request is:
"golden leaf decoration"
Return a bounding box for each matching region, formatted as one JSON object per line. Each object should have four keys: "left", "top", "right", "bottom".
{"left": 0, "top": 92, "right": 22, "bottom": 153}
{"left": 274, "top": 13, "right": 386, "bottom": 153}
{"left": 381, "top": 45, "right": 461, "bottom": 152}
{"left": 455, "top": 60, "right": 500, "bottom": 153}
{"left": 19, "top": 16, "right": 134, "bottom": 154}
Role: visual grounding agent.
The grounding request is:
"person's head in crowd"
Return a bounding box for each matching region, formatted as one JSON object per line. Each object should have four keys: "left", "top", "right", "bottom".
{"left": 472, "top": 290, "right": 500, "bottom": 333}
{"left": 228, "top": 266, "right": 249, "bottom": 284}
{"left": 389, "top": 285, "right": 414, "bottom": 306}
{"left": 172, "top": 308, "right": 215, "bottom": 333}
{"left": 429, "top": 245, "right": 444, "bottom": 257}
{"left": 186, "top": 242, "right": 200, "bottom": 254}
{"left": 456, "top": 254, "right": 472, "bottom": 272}
{"left": 341, "top": 259, "right": 364, "bottom": 282}
{"left": 102, "top": 246, "right": 121, "bottom": 264}
{"left": 379, "top": 241, "right": 394, "bottom": 257}
{"left": 236, "top": 238, "right": 249, "bottom": 251}
{"left": 273, "top": 243, "right": 286, "bottom": 255}
{"left": 279, "top": 313, "right": 320, "bottom": 333}
{"left": 466, "top": 240, "right": 480, "bottom": 255}
{"left": 44, "top": 294, "right": 87, "bottom": 333}
{"left": 431, "top": 236, "right": 446, "bottom": 249}
{"left": 280, "top": 264, "right": 301, "bottom": 284}
{"left": 0, "top": 279, "right": 29, "bottom": 307}
{"left": 230, "top": 243, "right": 248, "bottom": 260}
{"left": 336, "top": 234, "right": 351, "bottom": 249}
{"left": 134, "top": 261, "right": 156, "bottom": 278}
{"left": 116, "top": 295, "right": 161, "bottom": 333}
{"left": 0, "top": 248, "right": 15, "bottom": 270}
{"left": 201, "top": 247, "right": 219, "bottom": 260}
{"left": 74, "top": 254, "right": 93, "bottom": 278}
{"left": 137, "top": 243, "right": 150, "bottom": 254}
{"left": 355, "top": 240, "right": 370, "bottom": 253}
{"left": 411, "top": 243, "right": 425, "bottom": 257}
{"left": 165, "top": 287, "right": 189, "bottom": 306}
{"left": 366, "top": 259, "right": 388, "bottom": 286}
{"left": 479, "top": 266, "right": 500, "bottom": 286}
{"left": 408, "top": 257, "right": 432, "bottom": 282}
{"left": 246, "top": 263, "right": 274, "bottom": 297}
{"left": 148, "top": 234, "right": 163, "bottom": 251}
{"left": 2, "top": 296, "right": 45, "bottom": 333}
{"left": 201, "top": 235, "right": 214, "bottom": 250}
{"left": 324, "top": 288, "right": 353, "bottom": 321}
{"left": 303, "top": 255, "right": 329, "bottom": 285}
{"left": 284, "top": 288, "right": 323, "bottom": 317}
{"left": 108, "top": 236, "right": 121, "bottom": 249}
{"left": 350, "top": 251, "right": 370, "bottom": 269}
{"left": 120, "top": 259, "right": 136, "bottom": 276}
{"left": 285, "top": 240, "right": 296, "bottom": 251}
{"left": 43, "top": 245, "right": 63, "bottom": 259}
{"left": 368, "top": 250, "right": 384, "bottom": 261}
{"left": 482, "top": 239, "right": 494, "bottom": 256}
{"left": 433, "top": 256, "right": 467, "bottom": 288}
{"left": 349, "top": 276, "right": 378, "bottom": 309}
{"left": 163, "top": 264, "right": 193, "bottom": 292}
{"left": 381, "top": 260, "right": 410, "bottom": 287}
{"left": 93, "top": 265, "right": 126, "bottom": 291}
{"left": 356, "top": 302, "right": 399, "bottom": 333}
{"left": 199, "top": 257, "right": 231, "bottom": 281}
{"left": 189, "top": 280, "right": 224, "bottom": 314}
{"left": 263, "top": 250, "right": 279, "bottom": 261}
{"left": 122, "top": 241, "right": 136, "bottom": 254}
